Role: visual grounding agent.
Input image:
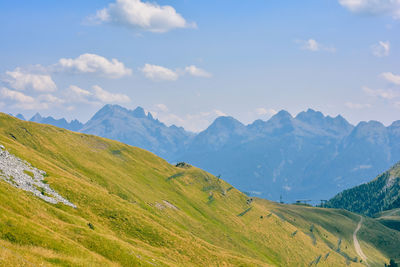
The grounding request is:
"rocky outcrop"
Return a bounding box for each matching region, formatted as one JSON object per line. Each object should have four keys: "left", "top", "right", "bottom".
{"left": 0, "top": 144, "right": 76, "bottom": 208}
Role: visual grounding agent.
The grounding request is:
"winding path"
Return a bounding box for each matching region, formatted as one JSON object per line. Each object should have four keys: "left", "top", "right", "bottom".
{"left": 353, "top": 216, "right": 369, "bottom": 266}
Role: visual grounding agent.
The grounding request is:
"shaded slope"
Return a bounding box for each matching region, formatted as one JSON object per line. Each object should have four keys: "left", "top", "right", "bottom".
{"left": 373, "top": 209, "right": 400, "bottom": 232}
{"left": 325, "top": 162, "right": 400, "bottom": 217}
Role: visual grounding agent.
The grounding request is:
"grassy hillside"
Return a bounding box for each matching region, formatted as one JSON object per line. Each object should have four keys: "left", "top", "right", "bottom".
{"left": 325, "top": 162, "right": 400, "bottom": 217}
{"left": 0, "top": 113, "right": 399, "bottom": 266}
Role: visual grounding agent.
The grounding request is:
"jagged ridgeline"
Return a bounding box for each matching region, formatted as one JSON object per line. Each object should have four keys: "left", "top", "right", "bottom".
{"left": 23, "top": 105, "right": 400, "bottom": 203}
{"left": 325, "top": 162, "right": 400, "bottom": 217}
{"left": 0, "top": 113, "right": 399, "bottom": 266}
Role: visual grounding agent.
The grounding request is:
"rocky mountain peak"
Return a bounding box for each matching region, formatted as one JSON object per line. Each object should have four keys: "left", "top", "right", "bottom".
{"left": 30, "top": 112, "right": 43, "bottom": 122}
{"left": 131, "top": 107, "right": 147, "bottom": 118}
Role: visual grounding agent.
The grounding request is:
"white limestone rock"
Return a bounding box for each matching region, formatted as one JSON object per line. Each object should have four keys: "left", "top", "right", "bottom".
{"left": 0, "top": 144, "right": 76, "bottom": 208}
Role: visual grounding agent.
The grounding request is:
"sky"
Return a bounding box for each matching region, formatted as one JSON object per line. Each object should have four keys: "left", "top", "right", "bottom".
{"left": 0, "top": 0, "right": 399, "bottom": 132}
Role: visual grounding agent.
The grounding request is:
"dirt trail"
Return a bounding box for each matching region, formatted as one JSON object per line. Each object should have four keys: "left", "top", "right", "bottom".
{"left": 353, "top": 216, "right": 369, "bottom": 266}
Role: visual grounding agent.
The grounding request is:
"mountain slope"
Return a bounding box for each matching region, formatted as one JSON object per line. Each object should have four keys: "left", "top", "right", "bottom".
{"left": 325, "top": 162, "right": 400, "bottom": 217}
{"left": 80, "top": 104, "right": 193, "bottom": 161}
{"left": 0, "top": 113, "right": 399, "bottom": 266}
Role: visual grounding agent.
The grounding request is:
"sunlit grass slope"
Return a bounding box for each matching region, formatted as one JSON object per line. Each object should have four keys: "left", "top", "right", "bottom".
{"left": 0, "top": 113, "right": 398, "bottom": 266}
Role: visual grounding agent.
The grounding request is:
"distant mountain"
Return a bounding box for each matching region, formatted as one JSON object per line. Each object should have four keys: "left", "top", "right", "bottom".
{"left": 29, "top": 113, "right": 83, "bottom": 132}
{"left": 26, "top": 105, "right": 400, "bottom": 203}
{"left": 176, "top": 109, "right": 365, "bottom": 202}
{"left": 8, "top": 113, "right": 26, "bottom": 120}
{"left": 185, "top": 116, "right": 249, "bottom": 152}
{"left": 325, "top": 161, "right": 400, "bottom": 217}
{"left": 15, "top": 113, "right": 26, "bottom": 120}
{"left": 80, "top": 104, "right": 193, "bottom": 161}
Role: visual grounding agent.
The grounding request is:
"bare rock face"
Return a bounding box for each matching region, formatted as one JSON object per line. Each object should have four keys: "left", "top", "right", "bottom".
{"left": 0, "top": 145, "right": 76, "bottom": 208}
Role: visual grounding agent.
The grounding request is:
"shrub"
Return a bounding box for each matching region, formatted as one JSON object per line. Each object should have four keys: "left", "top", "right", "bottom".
{"left": 88, "top": 223, "right": 95, "bottom": 230}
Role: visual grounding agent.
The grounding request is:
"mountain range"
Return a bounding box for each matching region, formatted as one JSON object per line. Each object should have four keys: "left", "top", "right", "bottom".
{"left": 1, "top": 113, "right": 399, "bottom": 266}
{"left": 30, "top": 112, "right": 84, "bottom": 132}
{"left": 16, "top": 104, "right": 400, "bottom": 203}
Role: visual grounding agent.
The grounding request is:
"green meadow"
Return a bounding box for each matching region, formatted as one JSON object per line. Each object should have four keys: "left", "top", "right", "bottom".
{"left": 0, "top": 113, "right": 398, "bottom": 266}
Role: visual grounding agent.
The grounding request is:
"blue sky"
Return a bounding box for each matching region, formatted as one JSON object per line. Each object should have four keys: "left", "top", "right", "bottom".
{"left": 0, "top": 0, "right": 399, "bottom": 131}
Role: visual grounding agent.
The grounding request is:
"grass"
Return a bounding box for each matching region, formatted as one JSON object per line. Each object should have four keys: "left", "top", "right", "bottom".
{"left": 22, "top": 170, "right": 34, "bottom": 178}
{"left": 0, "top": 112, "right": 399, "bottom": 266}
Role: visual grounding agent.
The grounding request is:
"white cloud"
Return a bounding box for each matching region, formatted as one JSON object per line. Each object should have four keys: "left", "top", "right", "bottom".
{"left": 1, "top": 87, "right": 35, "bottom": 103}
{"left": 303, "top": 39, "right": 320, "bottom": 51}
{"left": 154, "top": 112, "right": 186, "bottom": 125}
{"left": 141, "top": 64, "right": 212, "bottom": 81}
{"left": 56, "top": 53, "right": 132, "bottom": 78}
{"left": 255, "top": 108, "right": 278, "bottom": 116}
{"left": 66, "top": 85, "right": 95, "bottom": 104}
{"left": 0, "top": 87, "right": 57, "bottom": 110}
{"left": 154, "top": 103, "right": 169, "bottom": 112}
{"left": 381, "top": 72, "right": 400, "bottom": 85}
{"left": 345, "top": 102, "right": 372, "bottom": 109}
{"left": 69, "top": 85, "right": 92, "bottom": 97}
{"left": 89, "top": 0, "right": 196, "bottom": 33}
{"left": 140, "top": 64, "right": 179, "bottom": 81}
{"left": 297, "top": 39, "right": 336, "bottom": 52}
{"left": 38, "top": 94, "right": 65, "bottom": 104}
{"left": 338, "top": 0, "right": 400, "bottom": 19}
{"left": 4, "top": 68, "right": 57, "bottom": 92}
{"left": 66, "top": 85, "right": 130, "bottom": 104}
{"left": 184, "top": 65, "right": 212, "bottom": 78}
{"left": 92, "top": 85, "right": 130, "bottom": 103}
{"left": 214, "top": 110, "right": 227, "bottom": 117}
{"left": 372, "top": 41, "right": 390, "bottom": 57}
{"left": 363, "top": 86, "right": 399, "bottom": 99}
